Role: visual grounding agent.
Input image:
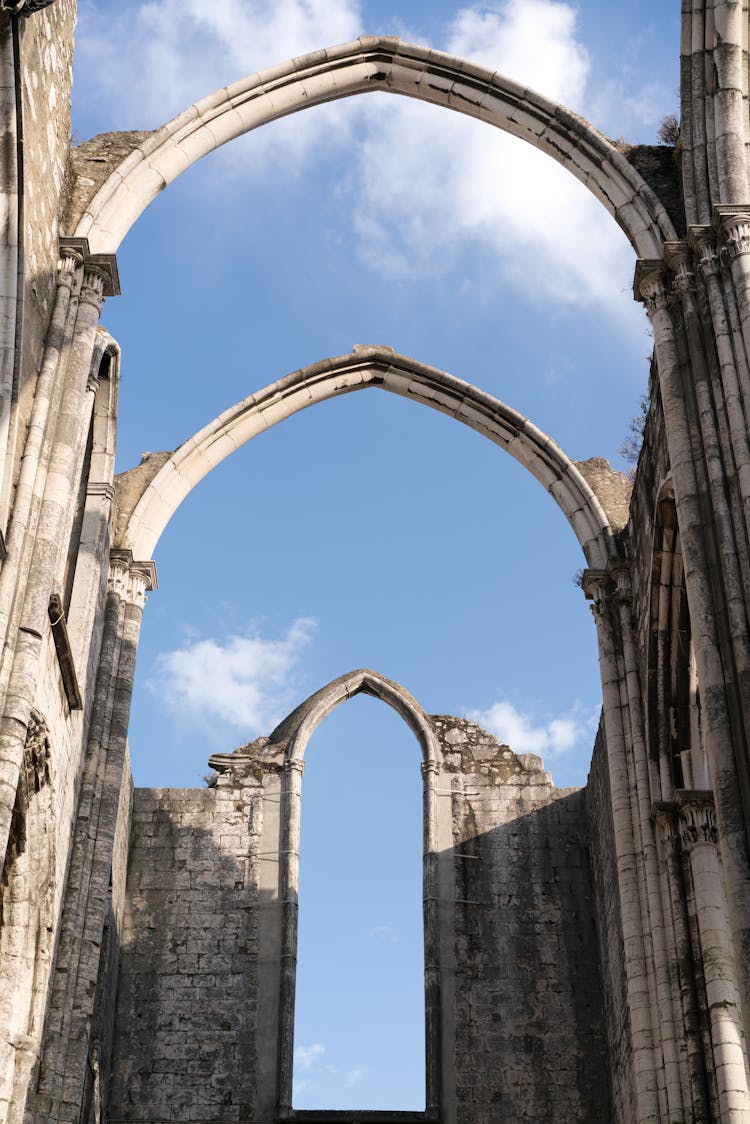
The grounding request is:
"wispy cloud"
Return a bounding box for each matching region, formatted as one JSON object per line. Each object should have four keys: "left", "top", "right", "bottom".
{"left": 468, "top": 698, "right": 598, "bottom": 758}
{"left": 150, "top": 616, "right": 315, "bottom": 733}
{"left": 368, "top": 924, "right": 401, "bottom": 944}
{"left": 295, "top": 1042, "right": 327, "bottom": 1070}
{"left": 76, "top": 0, "right": 363, "bottom": 128}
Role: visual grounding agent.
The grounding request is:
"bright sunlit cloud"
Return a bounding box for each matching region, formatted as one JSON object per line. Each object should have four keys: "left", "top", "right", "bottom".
{"left": 468, "top": 698, "right": 598, "bottom": 760}
{"left": 76, "top": 0, "right": 363, "bottom": 127}
{"left": 74, "top": 0, "right": 647, "bottom": 321}
{"left": 150, "top": 616, "right": 315, "bottom": 733}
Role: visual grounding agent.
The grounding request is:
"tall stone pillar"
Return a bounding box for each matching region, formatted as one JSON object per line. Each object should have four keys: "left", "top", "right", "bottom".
{"left": 31, "top": 549, "right": 155, "bottom": 1124}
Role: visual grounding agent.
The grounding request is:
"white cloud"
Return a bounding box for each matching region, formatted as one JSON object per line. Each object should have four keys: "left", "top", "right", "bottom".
{"left": 151, "top": 616, "right": 315, "bottom": 733}
{"left": 77, "top": 0, "right": 363, "bottom": 128}
{"left": 447, "top": 0, "right": 589, "bottom": 106}
{"left": 346, "top": 1067, "right": 367, "bottom": 1087}
{"left": 344, "top": 1, "right": 639, "bottom": 319}
{"left": 468, "top": 698, "right": 598, "bottom": 758}
{"left": 295, "top": 1042, "right": 326, "bottom": 1070}
{"left": 74, "top": 0, "right": 648, "bottom": 322}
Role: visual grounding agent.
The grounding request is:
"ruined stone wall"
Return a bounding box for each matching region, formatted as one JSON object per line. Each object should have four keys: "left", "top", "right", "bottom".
{"left": 586, "top": 722, "right": 636, "bottom": 1123}
{"left": 107, "top": 717, "right": 610, "bottom": 1124}
{"left": 108, "top": 786, "right": 262, "bottom": 1124}
{"left": 435, "top": 718, "right": 611, "bottom": 1123}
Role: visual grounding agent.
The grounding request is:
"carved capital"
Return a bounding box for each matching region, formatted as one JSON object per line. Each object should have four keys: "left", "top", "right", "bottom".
{"left": 664, "top": 242, "right": 695, "bottom": 296}
{"left": 609, "top": 561, "right": 632, "bottom": 605}
{"left": 676, "top": 790, "right": 717, "bottom": 849}
{"left": 284, "top": 758, "right": 305, "bottom": 778}
{"left": 581, "top": 568, "right": 613, "bottom": 612}
{"left": 58, "top": 251, "right": 82, "bottom": 292}
{"left": 688, "top": 226, "right": 721, "bottom": 278}
{"left": 420, "top": 759, "right": 440, "bottom": 779}
{"left": 716, "top": 208, "right": 750, "bottom": 260}
{"left": 108, "top": 548, "right": 158, "bottom": 606}
{"left": 633, "top": 260, "right": 670, "bottom": 315}
{"left": 79, "top": 267, "right": 106, "bottom": 312}
{"left": 651, "top": 802, "right": 679, "bottom": 854}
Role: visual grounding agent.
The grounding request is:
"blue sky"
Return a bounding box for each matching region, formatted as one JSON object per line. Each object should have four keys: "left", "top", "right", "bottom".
{"left": 72, "top": 0, "right": 679, "bottom": 1109}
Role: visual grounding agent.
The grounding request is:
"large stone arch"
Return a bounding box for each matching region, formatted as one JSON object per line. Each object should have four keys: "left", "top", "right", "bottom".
{"left": 115, "top": 346, "right": 622, "bottom": 569}
{"left": 72, "top": 36, "right": 676, "bottom": 258}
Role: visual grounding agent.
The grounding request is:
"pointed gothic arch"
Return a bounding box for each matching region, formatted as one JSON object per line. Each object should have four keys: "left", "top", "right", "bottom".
{"left": 116, "top": 347, "right": 622, "bottom": 570}
{"left": 265, "top": 669, "right": 442, "bottom": 1119}
{"left": 72, "top": 37, "right": 675, "bottom": 259}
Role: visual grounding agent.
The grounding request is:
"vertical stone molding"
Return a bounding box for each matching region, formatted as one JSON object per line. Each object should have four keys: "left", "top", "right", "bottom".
{"left": 583, "top": 567, "right": 661, "bottom": 1122}
{"left": 0, "top": 710, "right": 54, "bottom": 1124}
{"left": 32, "top": 550, "right": 154, "bottom": 1124}
{"left": 676, "top": 791, "right": 750, "bottom": 1120}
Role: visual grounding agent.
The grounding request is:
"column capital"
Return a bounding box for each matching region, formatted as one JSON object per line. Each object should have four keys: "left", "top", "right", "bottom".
{"left": 420, "top": 758, "right": 440, "bottom": 779}
{"left": 633, "top": 259, "right": 670, "bottom": 314}
{"left": 284, "top": 758, "right": 305, "bottom": 777}
{"left": 664, "top": 241, "right": 696, "bottom": 295}
{"left": 713, "top": 205, "right": 750, "bottom": 259}
{"left": 58, "top": 238, "right": 121, "bottom": 298}
{"left": 687, "top": 225, "right": 721, "bottom": 279}
{"left": 108, "top": 548, "right": 158, "bottom": 606}
{"left": 609, "top": 560, "right": 633, "bottom": 604}
{"left": 675, "top": 789, "right": 718, "bottom": 849}
{"left": 651, "top": 801, "right": 680, "bottom": 853}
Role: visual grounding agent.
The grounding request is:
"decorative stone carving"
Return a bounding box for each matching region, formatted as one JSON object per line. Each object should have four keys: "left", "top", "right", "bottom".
{"left": 676, "top": 791, "right": 718, "bottom": 849}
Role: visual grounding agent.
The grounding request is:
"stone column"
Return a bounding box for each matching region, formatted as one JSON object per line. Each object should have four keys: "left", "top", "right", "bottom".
{"left": 612, "top": 562, "right": 685, "bottom": 1119}
{"left": 277, "top": 756, "right": 304, "bottom": 1119}
{"left": 31, "top": 550, "right": 155, "bottom": 1124}
{"left": 421, "top": 757, "right": 441, "bottom": 1120}
{"left": 583, "top": 569, "right": 660, "bottom": 1121}
{"left": 677, "top": 791, "right": 750, "bottom": 1122}
{"left": 0, "top": 251, "right": 115, "bottom": 878}
{"left": 652, "top": 803, "right": 712, "bottom": 1118}
{"left": 637, "top": 263, "right": 750, "bottom": 1038}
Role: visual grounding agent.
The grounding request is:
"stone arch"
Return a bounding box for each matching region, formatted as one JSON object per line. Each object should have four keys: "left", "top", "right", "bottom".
{"left": 116, "top": 347, "right": 621, "bottom": 569}
{"left": 267, "top": 669, "right": 442, "bottom": 1118}
{"left": 72, "top": 37, "right": 675, "bottom": 258}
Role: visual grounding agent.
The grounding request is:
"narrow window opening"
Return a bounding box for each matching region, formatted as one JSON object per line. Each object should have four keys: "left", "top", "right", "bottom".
{"left": 293, "top": 694, "right": 425, "bottom": 1112}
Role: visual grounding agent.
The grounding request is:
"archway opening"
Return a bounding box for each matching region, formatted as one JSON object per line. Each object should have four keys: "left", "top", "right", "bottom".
{"left": 292, "top": 694, "right": 425, "bottom": 1111}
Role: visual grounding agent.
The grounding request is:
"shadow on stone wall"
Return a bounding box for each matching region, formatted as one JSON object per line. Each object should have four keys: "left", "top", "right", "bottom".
{"left": 106, "top": 781, "right": 611, "bottom": 1124}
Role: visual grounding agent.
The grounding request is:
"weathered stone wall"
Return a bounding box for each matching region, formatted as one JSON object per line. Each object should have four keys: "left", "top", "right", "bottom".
{"left": 435, "top": 718, "right": 611, "bottom": 1123}
{"left": 108, "top": 785, "right": 262, "bottom": 1123}
{"left": 586, "top": 721, "right": 636, "bottom": 1123}
{"left": 107, "top": 717, "right": 610, "bottom": 1124}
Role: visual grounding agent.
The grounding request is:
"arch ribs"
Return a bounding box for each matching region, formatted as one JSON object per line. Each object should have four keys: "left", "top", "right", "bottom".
{"left": 72, "top": 36, "right": 675, "bottom": 259}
